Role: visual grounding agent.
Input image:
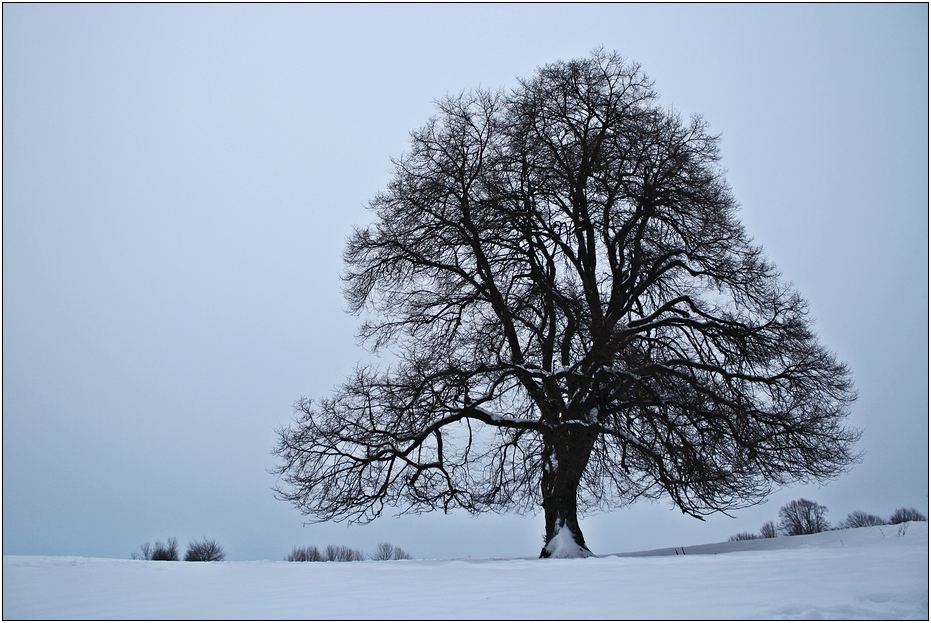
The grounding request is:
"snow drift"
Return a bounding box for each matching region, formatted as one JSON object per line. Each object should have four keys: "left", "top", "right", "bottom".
{"left": 4, "top": 523, "right": 927, "bottom": 619}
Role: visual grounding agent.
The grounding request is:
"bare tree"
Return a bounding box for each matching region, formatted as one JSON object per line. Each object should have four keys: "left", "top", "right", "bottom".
{"left": 273, "top": 49, "right": 860, "bottom": 558}
{"left": 184, "top": 537, "right": 225, "bottom": 562}
{"left": 778, "top": 499, "right": 830, "bottom": 535}
{"left": 131, "top": 542, "right": 152, "bottom": 560}
{"left": 728, "top": 531, "right": 759, "bottom": 542}
{"left": 759, "top": 521, "right": 777, "bottom": 539}
{"left": 371, "top": 541, "right": 395, "bottom": 560}
{"left": 371, "top": 542, "right": 412, "bottom": 561}
{"left": 323, "top": 544, "right": 365, "bottom": 562}
{"left": 154, "top": 538, "right": 180, "bottom": 561}
{"left": 840, "top": 510, "right": 886, "bottom": 529}
{"left": 287, "top": 545, "right": 323, "bottom": 562}
{"left": 889, "top": 507, "right": 927, "bottom": 524}
{"left": 133, "top": 537, "right": 179, "bottom": 561}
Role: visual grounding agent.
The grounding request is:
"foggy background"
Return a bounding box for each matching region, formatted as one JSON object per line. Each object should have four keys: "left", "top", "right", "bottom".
{"left": 4, "top": 3, "right": 927, "bottom": 561}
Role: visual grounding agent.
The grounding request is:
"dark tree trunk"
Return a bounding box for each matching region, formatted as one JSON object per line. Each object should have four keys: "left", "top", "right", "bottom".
{"left": 539, "top": 423, "right": 599, "bottom": 558}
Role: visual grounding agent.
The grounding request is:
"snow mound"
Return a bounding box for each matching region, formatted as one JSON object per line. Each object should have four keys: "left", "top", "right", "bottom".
{"left": 611, "top": 522, "right": 925, "bottom": 557}
{"left": 543, "top": 521, "right": 593, "bottom": 558}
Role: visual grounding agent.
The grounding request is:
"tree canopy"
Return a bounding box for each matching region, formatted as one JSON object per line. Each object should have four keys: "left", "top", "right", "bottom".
{"left": 273, "top": 50, "right": 860, "bottom": 557}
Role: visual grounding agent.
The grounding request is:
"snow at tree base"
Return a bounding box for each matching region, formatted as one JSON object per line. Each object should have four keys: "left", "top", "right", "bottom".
{"left": 4, "top": 524, "right": 927, "bottom": 619}
{"left": 542, "top": 519, "right": 594, "bottom": 558}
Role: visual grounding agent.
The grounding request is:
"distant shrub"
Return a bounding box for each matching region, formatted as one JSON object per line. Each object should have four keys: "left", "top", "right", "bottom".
{"left": 286, "top": 543, "right": 409, "bottom": 562}
{"left": 778, "top": 499, "right": 830, "bottom": 536}
{"left": 153, "top": 537, "right": 180, "bottom": 560}
{"left": 287, "top": 545, "right": 324, "bottom": 562}
{"left": 841, "top": 510, "right": 887, "bottom": 529}
{"left": 184, "top": 537, "right": 225, "bottom": 562}
{"left": 728, "top": 531, "right": 760, "bottom": 542}
{"left": 889, "top": 507, "right": 927, "bottom": 524}
{"left": 371, "top": 542, "right": 412, "bottom": 560}
{"left": 324, "top": 544, "right": 365, "bottom": 562}
{"left": 759, "top": 521, "right": 777, "bottom": 539}
{"left": 132, "top": 537, "right": 180, "bottom": 561}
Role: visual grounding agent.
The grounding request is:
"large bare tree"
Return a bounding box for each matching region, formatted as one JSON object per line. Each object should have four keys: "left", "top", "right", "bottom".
{"left": 273, "top": 50, "right": 859, "bottom": 558}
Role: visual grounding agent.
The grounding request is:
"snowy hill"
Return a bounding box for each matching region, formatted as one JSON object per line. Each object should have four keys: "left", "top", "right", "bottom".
{"left": 4, "top": 523, "right": 927, "bottom": 619}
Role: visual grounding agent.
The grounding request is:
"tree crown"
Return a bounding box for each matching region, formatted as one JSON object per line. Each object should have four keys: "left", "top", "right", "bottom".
{"left": 273, "top": 50, "right": 859, "bottom": 531}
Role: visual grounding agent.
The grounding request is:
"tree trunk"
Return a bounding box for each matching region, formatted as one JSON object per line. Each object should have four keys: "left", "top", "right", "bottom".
{"left": 539, "top": 423, "right": 598, "bottom": 558}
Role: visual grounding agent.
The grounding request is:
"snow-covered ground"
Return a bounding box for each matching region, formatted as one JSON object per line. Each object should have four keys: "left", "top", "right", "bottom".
{"left": 4, "top": 523, "right": 927, "bottom": 619}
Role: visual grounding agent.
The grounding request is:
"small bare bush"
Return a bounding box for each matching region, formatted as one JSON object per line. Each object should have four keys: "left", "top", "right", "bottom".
{"left": 133, "top": 538, "right": 179, "bottom": 561}
{"left": 287, "top": 545, "right": 323, "bottom": 562}
{"left": 130, "top": 542, "right": 151, "bottom": 560}
{"left": 728, "top": 531, "right": 760, "bottom": 542}
{"left": 841, "top": 510, "right": 887, "bottom": 528}
{"left": 889, "top": 507, "right": 927, "bottom": 524}
{"left": 324, "top": 544, "right": 365, "bottom": 562}
{"left": 759, "top": 521, "right": 777, "bottom": 539}
{"left": 184, "top": 537, "right": 225, "bottom": 562}
{"left": 371, "top": 542, "right": 412, "bottom": 560}
{"left": 153, "top": 537, "right": 180, "bottom": 560}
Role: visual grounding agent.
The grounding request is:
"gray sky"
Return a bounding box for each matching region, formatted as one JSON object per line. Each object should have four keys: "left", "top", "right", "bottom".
{"left": 4, "top": 3, "right": 928, "bottom": 561}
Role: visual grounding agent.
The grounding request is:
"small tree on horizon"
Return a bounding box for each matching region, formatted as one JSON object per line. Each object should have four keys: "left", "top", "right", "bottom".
{"left": 778, "top": 499, "right": 830, "bottom": 536}
{"left": 273, "top": 49, "right": 860, "bottom": 558}
{"left": 841, "top": 510, "right": 886, "bottom": 529}
{"left": 889, "top": 507, "right": 927, "bottom": 524}
{"left": 371, "top": 542, "right": 412, "bottom": 561}
{"left": 184, "top": 537, "right": 225, "bottom": 562}
{"left": 323, "top": 544, "right": 365, "bottom": 562}
{"left": 287, "top": 545, "right": 323, "bottom": 562}
{"left": 132, "top": 537, "right": 179, "bottom": 561}
{"left": 759, "top": 521, "right": 777, "bottom": 539}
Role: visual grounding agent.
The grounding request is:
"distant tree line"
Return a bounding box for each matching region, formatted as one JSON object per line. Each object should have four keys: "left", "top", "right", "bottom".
{"left": 729, "top": 500, "right": 927, "bottom": 541}
{"left": 286, "top": 542, "right": 411, "bottom": 562}
{"left": 131, "top": 537, "right": 413, "bottom": 562}
{"left": 131, "top": 537, "right": 225, "bottom": 562}
{"left": 130, "top": 537, "right": 411, "bottom": 562}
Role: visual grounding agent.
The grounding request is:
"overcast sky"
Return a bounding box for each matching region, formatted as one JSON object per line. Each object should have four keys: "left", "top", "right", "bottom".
{"left": 4, "top": 3, "right": 928, "bottom": 562}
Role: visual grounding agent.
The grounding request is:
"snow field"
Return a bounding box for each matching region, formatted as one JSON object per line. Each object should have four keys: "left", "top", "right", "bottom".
{"left": 4, "top": 523, "right": 927, "bottom": 619}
